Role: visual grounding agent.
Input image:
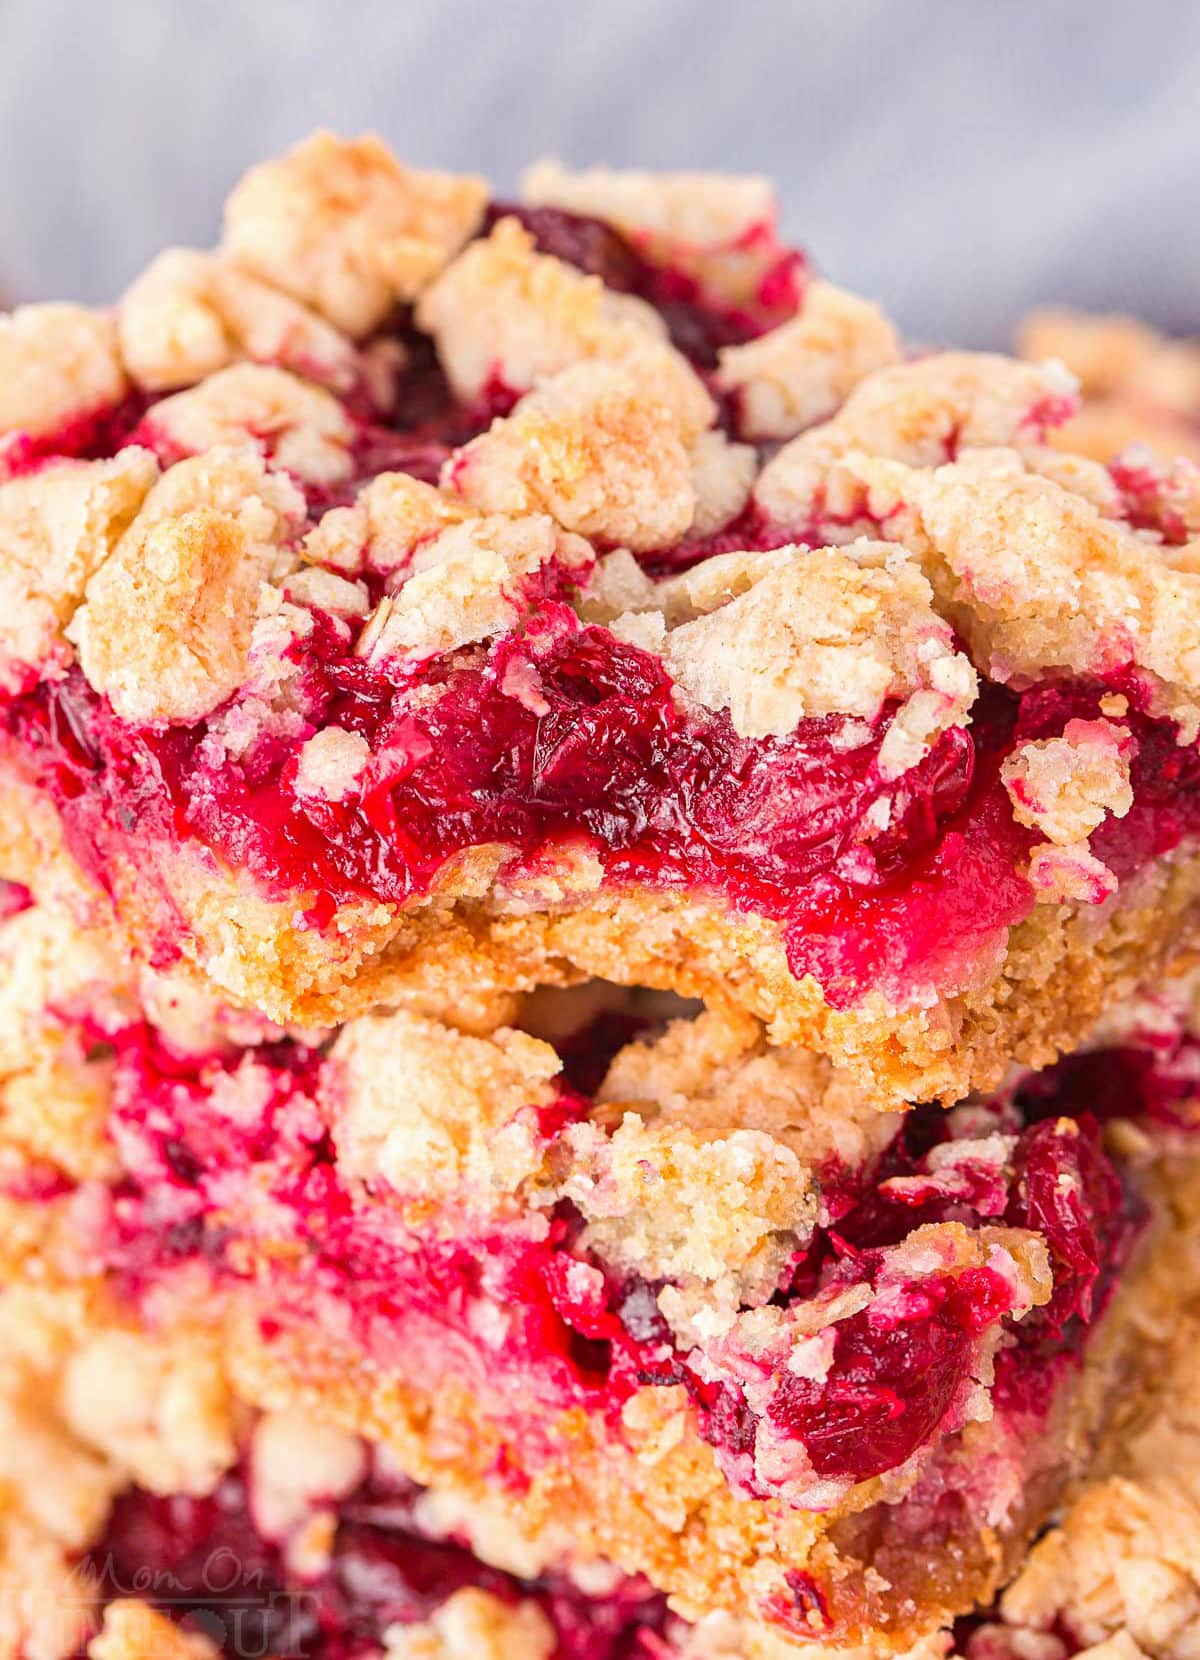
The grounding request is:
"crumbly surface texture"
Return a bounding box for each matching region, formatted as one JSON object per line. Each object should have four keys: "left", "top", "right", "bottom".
{"left": 3, "top": 134, "right": 1200, "bottom": 1107}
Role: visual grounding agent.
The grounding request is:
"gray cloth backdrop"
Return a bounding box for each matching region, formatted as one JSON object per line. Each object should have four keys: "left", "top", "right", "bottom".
{"left": 4, "top": 0, "right": 1199, "bottom": 346}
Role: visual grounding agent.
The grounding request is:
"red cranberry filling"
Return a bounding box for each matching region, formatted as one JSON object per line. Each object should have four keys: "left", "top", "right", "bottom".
{"left": 83, "top": 1463, "right": 669, "bottom": 1660}
{"left": 14, "top": 619, "right": 1200, "bottom": 1009}
{"left": 29, "top": 993, "right": 1160, "bottom": 1510}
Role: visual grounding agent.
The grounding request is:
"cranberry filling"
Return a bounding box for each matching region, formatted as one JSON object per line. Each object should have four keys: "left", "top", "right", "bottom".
{"left": 24, "top": 988, "right": 1164, "bottom": 1512}
{"left": 14, "top": 618, "right": 1200, "bottom": 1010}
{"left": 83, "top": 1464, "right": 669, "bottom": 1660}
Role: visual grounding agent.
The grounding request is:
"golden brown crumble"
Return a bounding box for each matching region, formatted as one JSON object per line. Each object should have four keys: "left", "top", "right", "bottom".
{"left": 754, "top": 351, "right": 1077, "bottom": 527}
{"left": 87, "top": 1601, "right": 222, "bottom": 1660}
{"left": 143, "top": 362, "right": 356, "bottom": 483}
{"left": 0, "top": 450, "right": 158, "bottom": 692}
{"left": 416, "top": 217, "right": 714, "bottom": 430}
{"left": 0, "top": 303, "right": 126, "bottom": 446}
{"left": 521, "top": 160, "right": 783, "bottom": 312}
{"left": 222, "top": 131, "right": 487, "bottom": 336}
{"left": 382, "top": 1587, "right": 556, "bottom": 1660}
{"left": 117, "top": 246, "right": 363, "bottom": 395}
{"left": 445, "top": 361, "right": 750, "bottom": 550}
{"left": 717, "top": 279, "right": 900, "bottom": 439}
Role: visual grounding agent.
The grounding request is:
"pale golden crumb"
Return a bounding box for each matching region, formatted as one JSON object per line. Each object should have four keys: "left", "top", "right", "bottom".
{"left": 302, "top": 470, "right": 477, "bottom": 576}
{"left": 0, "top": 303, "right": 126, "bottom": 443}
{"left": 0, "top": 449, "right": 157, "bottom": 692}
{"left": 686, "top": 430, "right": 758, "bottom": 536}
{"left": 249, "top": 1409, "right": 366, "bottom": 1539}
{"left": 1003, "top": 718, "right": 1134, "bottom": 904}
{"left": 88, "top": 1601, "right": 222, "bottom": 1660}
{"left": 842, "top": 448, "right": 1200, "bottom": 738}
{"left": 294, "top": 725, "right": 371, "bottom": 800}
{"left": 717, "top": 280, "right": 901, "bottom": 439}
{"left": 521, "top": 160, "right": 784, "bottom": 311}
{"left": 363, "top": 513, "right": 592, "bottom": 666}
{"left": 382, "top": 1588, "right": 556, "bottom": 1660}
{"left": 60, "top": 1331, "right": 238, "bottom": 1495}
{"left": 324, "top": 1008, "right": 562, "bottom": 1205}
{"left": 69, "top": 509, "right": 264, "bottom": 724}
{"left": 657, "top": 540, "right": 975, "bottom": 768}
{"left": 0, "top": 1514, "right": 97, "bottom": 1660}
{"left": 283, "top": 564, "right": 370, "bottom": 618}
{"left": 445, "top": 361, "right": 699, "bottom": 549}
{"left": 118, "top": 246, "right": 363, "bottom": 393}
{"left": 1018, "top": 307, "right": 1200, "bottom": 412}
{"left": 223, "top": 131, "right": 487, "bottom": 335}
{"left": 134, "top": 442, "right": 307, "bottom": 545}
{"left": 416, "top": 217, "right": 714, "bottom": 432}
{"left": 143, "top": 362, "right": 356, "bottom": 484}
{"left": 755, "top": 351, "right": 1077, "bottom": 528}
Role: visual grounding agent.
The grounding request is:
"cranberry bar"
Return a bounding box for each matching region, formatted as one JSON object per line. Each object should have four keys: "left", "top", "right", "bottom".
{"left": 4, "top": 137, "right": 1200, "bottom": 1104}
{"left": 0, "top": 1199, "right": 1198, "bottom": 1660}
{"left": 3, "top": 802, "right": 1200, "bottom": 1651}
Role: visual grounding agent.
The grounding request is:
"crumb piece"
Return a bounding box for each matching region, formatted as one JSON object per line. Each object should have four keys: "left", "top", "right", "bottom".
{"left": 555, "top": 1110, "right": 819, "bottom": 1288}
{"left": 60, "top": 1331, "right": 237, "bottom": 1495}
{"left": 576, "top": 547, "right": 659, "bottom": 624}
{"left": 302, "top": 471, "right": 476, "bottom": 577}
{"left": 660, "top": 540, "right": 976, "bottom": 763}
{"left": 857, "top": 449, "right": 1200, "bottom": 736}
{"left": 144, "top": 363, "right": 355, "bottom": 484}
{"left": 0, "top": 1516, "right": 96, "bottom": 1660}
{"left": 416, "top": 217, "right": 714, "bottom": 431}
{"left": 0, "top": 303, "right": 127, "bottom": 440}
{"left": 521, "top": 160, "right": 787, "bottom": 313}
{"left": 134, "top": 442, "right": 306, "bottom": 547}
{"left": 325, "top": 1009, "right": 562, "bottom": 1205}
{"left": 445, "top": 362, "right": 699, "bottom": 549}
{"left": 89, "top": 1600, "right": 222, "bottom": 1660}
{"left": 119, "top": 247, "right": 362, "bottom": 394}
{"left": 294, "top": 726, "right": 371, "bottom": 801}
{"left": 223, "top": 132, "right": 487, "bottom": 335}
{"left": 69, "top": 508, "right": 264, "bottom": 724}
{"left": 364, "top": 514, "right": 592, "bottom": 668}
{"left": 250, "top": 1409, "right": 366, "bottom": 1540}
{"left": 1027, "top": 841, "right": 1119, "bottom": 906}
{"left": 0, "top": 449, "right": 158, "bottom": 691}
{"left": 1003, "top": 718, "right": 1134, "bottom": 847}
{"left": 686, "top": 429, "right": 758, "bottom": 536}
{"left": 382, "top": 1588, "right": 556, "bottom": 1660}
{"left": 717, "top": 280, "right": 901, "bottom": 439}
{"left": 754, "top": 352, "right": 1078, "bottom": 529}
{"left": 283, "top": 566, "right": 370, "bottom": 618}
{"left": 1018, "top": 308, "right": 1200, "bottom": 411}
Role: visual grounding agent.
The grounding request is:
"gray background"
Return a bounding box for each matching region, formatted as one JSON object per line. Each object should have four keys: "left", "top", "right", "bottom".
{"left": 5, "top": 0, "right": 1199, "bottom": 347}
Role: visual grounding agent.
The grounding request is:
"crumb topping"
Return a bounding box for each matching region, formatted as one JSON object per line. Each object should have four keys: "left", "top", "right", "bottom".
{"left": 754, "top": 352, "right": 1078, "bottom": 528}
{"left": 325, "top": 1009, "right": 563, "bottom": 1207}
{"left": 0, "top": 449, "right": 158, "bottom": 692}
{"left": 88, "top": 1600, "right": 222, "bottom": 1660}
{"left": 69, "top": 508, "right": 265, "bottom": 724}
{"left": 416, "top": 217, "right": 714, "bottom": 430}
{"left": 222, "top": 131, "right": 487, "bottom": 336}
{"left": 60, "top": 1331, "right": 237, "bottom": 1496}
{"left": 363, "top": 513, "right": 593, "bottom": 668}
{"left": 521, "top": 159, "right": 786, "bottom": 312}
{"left": 1002, "top": 718, "right": 1134, "bottom": 904}
{"left": 382, "top": 1587, "right": 556, "bottom": 1660}
{"left": 249, "top": 1408, "right": 366, "bottom": 1540}
{"left": 445, "top": 361, "right": 702, "bottom": 550}
{"left": 118, "top": 246, "right": 362, "bottom": 394}
{"left": 294, "top": 725, "right": 372, "bottom": 801}
{"left": 302, "top": 470, "right": 477, "bottom": 577}
{"left": 0, "top": 303, "right": 127, "bottom": 444}
{"left": 717, "top": 279, "right": 900, "bottom": 439}
{"left": 847, "top": 449, "right": 1200, "bottom": 735}
{"left": 140, "top": 363, "right": 356, "bottom": 484}
{"left": 654, "top": 540, "right": 976, "bottom": 763}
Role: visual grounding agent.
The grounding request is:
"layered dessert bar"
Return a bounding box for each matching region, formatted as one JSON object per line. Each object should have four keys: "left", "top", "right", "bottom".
{"left": 3, "top": 804, "right": 1200, "bottom": 1651}
{"left": 3, "top": 137, "right": 1200, "bottom": 1103}
{"left": 1018, "top": 308, "right": 1200, "bottom": 467}
{"left": 1, "top": 1183, "right": 1198, "bottom": 1660}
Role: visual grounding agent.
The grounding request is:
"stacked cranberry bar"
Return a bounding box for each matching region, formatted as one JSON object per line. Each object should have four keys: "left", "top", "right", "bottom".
{"left": 4, "top": 132, "right": 1200, "bottom": 1659}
